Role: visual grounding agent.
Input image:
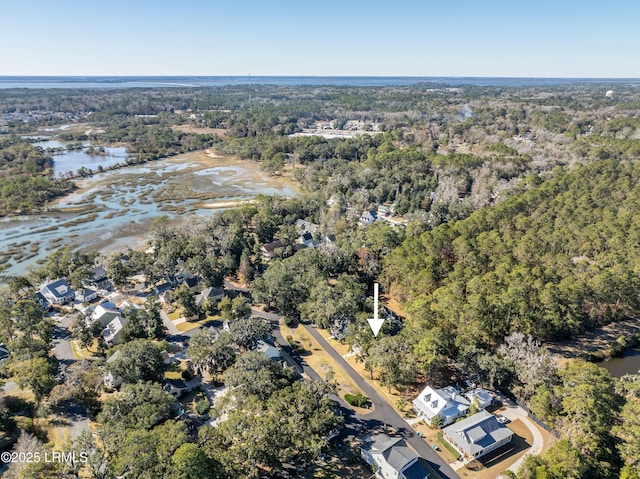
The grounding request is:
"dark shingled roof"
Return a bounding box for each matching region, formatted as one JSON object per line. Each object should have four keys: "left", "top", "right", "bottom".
{"left": 402, "top": 459, "right": 430, "bottom": 479}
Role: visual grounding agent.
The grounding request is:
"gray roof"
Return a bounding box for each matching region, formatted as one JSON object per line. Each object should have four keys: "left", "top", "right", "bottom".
{"left": 257, "top": 340, "right": 281, "bottom": 360}
{"left": 370, "top": 434, "right": 420, "bottom": 474}
{"left": 195, "top": 287, "right": 224, "bottom": 308}
{"left": 371, "top": 434, "right": 402, "bottom": 454}
{"left": 43, "top": 279, "right": 74, "bottom": 298}
{"left": 90, "top": 266, "right": 107, "bottom": 281}
{"left": 442, "top": 410, "right": 513, "bottom": 457}
{"left": 384, "top": 444, "right": 418, "bottom": 473}
{"left": 402, "top": 459, "right": 430, "bottom": 479}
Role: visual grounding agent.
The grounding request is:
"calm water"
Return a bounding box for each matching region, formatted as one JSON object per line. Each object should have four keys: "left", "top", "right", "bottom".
{"left": 32, "top": 139, "right": 128, "bottom": 176}
{"left": 1, "top": 76, "right": 638, "bottom": 89}
{"left": 600, "top": 349, "right": 640, "bottom": 377}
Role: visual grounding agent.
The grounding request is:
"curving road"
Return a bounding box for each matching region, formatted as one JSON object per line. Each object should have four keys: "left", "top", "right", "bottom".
{"left": 300, "top": 324, "right": 461, "bottom": 479}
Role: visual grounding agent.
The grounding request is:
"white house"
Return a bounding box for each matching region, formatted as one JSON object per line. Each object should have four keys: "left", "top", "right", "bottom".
{"left": 295, "top": 219, "right": 319, "bottom": 234}
{"left": 90, "top": 302, "right": 123, "bottom": 327}
{"left": 359, "top": 210, "right": 378, "bottom": 225}
{"left": 464, "top": 388, "right": 493, "bottom": 411}
{"left": 76, "top": 288, "right": 98, "bottom": 303}
{"left": 361, "top": 434, "right": 430, "bottom": 479}
{"left": 412, "top": 385, "right": 470, "bottom": 426}
{"left": 256, "top": 340, "right": 282, "bottom": 361}
{"left": 40, "top": 279, "right": 75, "bottom": 305}
{"left": 442, "top": 410, "right": 514, "bottom": 463}
{"left": 102, "top": 315, "right": 126, "bottom": 346}
{"left": 103, "top": 350, "right": 124, "bottom": 388}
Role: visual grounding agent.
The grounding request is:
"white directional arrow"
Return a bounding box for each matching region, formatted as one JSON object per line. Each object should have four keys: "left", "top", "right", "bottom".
{"left": 367, "top": 283, "right": 385, "bottom": 337}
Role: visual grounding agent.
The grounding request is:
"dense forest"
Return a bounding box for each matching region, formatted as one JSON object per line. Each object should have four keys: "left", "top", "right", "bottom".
{"left": 384, "top": 158, "right": 640, "bottom": 344}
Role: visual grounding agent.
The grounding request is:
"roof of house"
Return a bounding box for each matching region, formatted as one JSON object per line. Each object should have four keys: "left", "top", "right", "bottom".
{"left": 35, "top": 291, "right": 49, "bottom": 305}
{"left": 89, "top": 266, "right": 108, "bottom": 281}
{"left": 106, "top": 349, "right": 122, "bottom": 363}
{"left": 384, "top": 443, "right": 417, "bottom": 473}
{"left": 91, "top": 302, "right": 122, "bottom": 323}
{"left": 257, "top": 340, "right": 281, "bottom": 360}
{"left": 295, "top": 219, "right": 319, "bottom": 233}
{"left": 370, "top": 434, "right": 402, "bottom": 454}
{"left": 442, "top": 410, "right": 513, "bottom": 457}
{"left": 102, "top": 316, "right": 126, "bottom": 342}
{"left": 464, "top": 388, "right": 493, "bottom": 409}
{"left": 184, "top": 276, "right": 199, "bottom": 288}
{"left": 402, "top": 459, "right": 430, "bottom": 479}
{"left": 369, "top": 434, "right": 424, "bottom": 476}
{"left": 262, "top": 239, "right": 285, "bottom": 253}
{"left": 42, "top": 279, "right": 74, "bottom": 298}
{"left": 301, "top": 231, "right": 313, "bottom": 242}
{"left": 195, "top": 287, "right": 225, "bottom": 308}
{"left": 413, "top": 385, "right": 470, "bottom": 420}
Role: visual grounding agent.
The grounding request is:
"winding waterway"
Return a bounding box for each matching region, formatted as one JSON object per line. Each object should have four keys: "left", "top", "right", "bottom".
{"left": 0, "top": 150, "right": 296, "bottom": 278}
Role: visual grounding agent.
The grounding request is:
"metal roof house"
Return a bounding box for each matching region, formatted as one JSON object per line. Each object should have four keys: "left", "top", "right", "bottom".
{"left": 40, "top": 279, "right": 75, "bottom": 305}
{"left": 361, "top": 434, "right": 430, "bottom": 479}
{"left": 442, "top": 410, "right": 514, "bottom": 463}
{"left": 412, "top": 385, "right": 470, "bottom": 426}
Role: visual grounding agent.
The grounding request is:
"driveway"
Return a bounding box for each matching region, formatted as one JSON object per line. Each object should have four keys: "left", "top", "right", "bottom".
{"left": 500, "top": 402, "right": 544, "bottom": 473}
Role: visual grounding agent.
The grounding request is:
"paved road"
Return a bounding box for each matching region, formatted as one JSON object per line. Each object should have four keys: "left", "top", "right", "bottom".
{"left": 302, "top": 324, "right": 461, "bottom": 479}
{"left": 52, "top": 314, "right": 77, "bottom": 361}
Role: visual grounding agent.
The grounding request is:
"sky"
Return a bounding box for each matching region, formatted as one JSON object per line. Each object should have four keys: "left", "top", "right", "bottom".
{"left": 1, "top": 0, "right": 638, "bottom": 77}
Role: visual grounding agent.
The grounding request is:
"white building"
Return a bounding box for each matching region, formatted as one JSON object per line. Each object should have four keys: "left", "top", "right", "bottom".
{"left": 442, "top": 410, "right": 513, "bottom": 463}
{"left": 412, "top": 385, "right": 470, "bottom": 426}
{"left": 102, "top": 316, "right": 126, "bottom": 346}
{"left": 361, "top": 434, "right": 429, "bottom": 479}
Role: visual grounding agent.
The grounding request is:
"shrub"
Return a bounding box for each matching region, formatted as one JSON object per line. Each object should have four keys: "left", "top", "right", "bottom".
{"left": 345, "top": 393, "right": 368, "bottom": 408}
{"left": 430, "top": 415, "right": 444, "bottom": 429}
{"left": 195, "top": 399, "right": 210, "bottom": 416}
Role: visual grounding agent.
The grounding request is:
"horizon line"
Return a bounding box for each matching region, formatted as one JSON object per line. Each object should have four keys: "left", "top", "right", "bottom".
{"left": 1, "top": 74, "right": 640, "bottom": 80}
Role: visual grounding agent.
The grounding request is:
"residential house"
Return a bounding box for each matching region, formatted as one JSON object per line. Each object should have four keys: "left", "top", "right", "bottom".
{"left": 359, "top": 210, "right": 378, "bottom": 225}
{"left": 294, "top": 219, "right": 319, "bottom": 234}
{"left": 442, "top": 410, "right": 514, "bottom": 463}
{"left": 377, "top": 205, "right": 392, "bottom": 217}
{"left": 361, "top": 434, "right": 430, "bottom": 479}
{"left": 412, "top": 385, "right": 470, "bottom": 426}
{"left": 195, "top": 287, "right": 225, "bottom": 310}
{"left": 76, "top": 288, "right": 98, "bottom": 303}
{"left": 464, "top": 388, "right": 493, "bottom": 411}
{"left": 87, "top": 266, "right": 110, "bottom": 290}
{"left": 102, "top": 315, "right": 126, "bottom": 346}
{"left": 90, "top": 302, "right": 123, "bottom": 327}
{"left": 0, "top": 343, "right": 9, "bottom": 364}
{"left": 256, "top": 340, "right": 282, "bottom": 361}
{"left": 183, "top": 276, "right": 200, "bottom": 291}
{"left": 299, "top": 231, "right": 320, "bottom": 249}
{"left": 321, "top": 233, "right": 337, "bottom": 248}
{"left": 35, "top": 292, "right": 50, "bottom": 311}
{"left": 163, "top": 377, "right": 201, "bottom": 398}
{"left": 261, "top": 239, "right": 287, "bottom": 262}
{"left": 103, "top": 350, "right": 124, "bottom": 388}
{"left": 40, "top": 279, "right": 75, "bottom": 305}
